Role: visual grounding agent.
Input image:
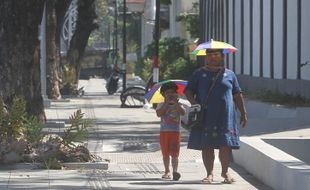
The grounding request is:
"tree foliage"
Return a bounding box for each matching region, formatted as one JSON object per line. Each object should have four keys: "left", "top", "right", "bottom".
{"left": 139, "top": 37, "right": 196, "bottom": 81}
{"left": 88, "top": 0, "right": 112, "bottom": 46}
{"left": 176, "top": 2, "right": 199, "bottom": 39}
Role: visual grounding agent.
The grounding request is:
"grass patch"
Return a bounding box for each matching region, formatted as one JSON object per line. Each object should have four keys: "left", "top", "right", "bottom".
{"left": 244, "top": 90, "right": 310, "bottom": 108}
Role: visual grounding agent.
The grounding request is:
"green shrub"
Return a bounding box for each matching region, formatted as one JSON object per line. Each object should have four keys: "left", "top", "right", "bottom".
{"left": 24, "top": 116, "right": 44, "bottom": 148}
{"left": 0, "top": 96, "right": 44, "bottom": 146}
{"left": 140, "top": 37, "right": 196, "bottom": 81}
{"left": 62, "top": 109, "right": 94, "bottom": 147}
{"left": 0, "top": 96, "right": 27, "bottom": 141}
{"left": 167, "top": 57, "right": 196, "bottom": 80}
{"left": 0, "top": 96, "right": 94, "bottom": 165}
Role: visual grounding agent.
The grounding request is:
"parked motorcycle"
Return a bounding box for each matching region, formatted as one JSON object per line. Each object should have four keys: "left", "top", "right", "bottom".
{"left": 106, "top": 68, "right": 120, "bottom": 95}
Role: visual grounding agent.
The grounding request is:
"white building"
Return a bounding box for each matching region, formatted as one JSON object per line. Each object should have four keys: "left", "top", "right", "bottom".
{"left": 201, "top": 0, "right": 310, "bottom": 98}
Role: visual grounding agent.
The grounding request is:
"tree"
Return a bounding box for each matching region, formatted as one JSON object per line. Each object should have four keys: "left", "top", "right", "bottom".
{"left": 45, "top": 0, "right": 72, "bottom": 99}
{"left": 55, "top": 1, "right": 72, "bottom": 87}
{"left": 46, "top": 0, "right": 62, "bottom": 99}
{"left": 62, "top": 0, "right": 98, "bottom": 94}
{"left": 0, "top": 0, "right": 99, "bottom": 116}
{"left": 0, "top": 0, "right": 45, "bottom": 119}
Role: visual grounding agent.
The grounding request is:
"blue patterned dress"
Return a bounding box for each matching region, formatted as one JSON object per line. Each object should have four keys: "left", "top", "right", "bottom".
{"left": 185, "top": 68, "right": 242, "bottom": 150}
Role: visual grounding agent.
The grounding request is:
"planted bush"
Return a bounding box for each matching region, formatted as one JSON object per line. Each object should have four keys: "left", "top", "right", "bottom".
{"left": 0, "top": 96, "right": 94, "bottom": 166}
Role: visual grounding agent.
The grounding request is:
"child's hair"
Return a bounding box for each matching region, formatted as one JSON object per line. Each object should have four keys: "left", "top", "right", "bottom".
{"left": 160, "top": 81, "right": 178, "bottom": 95}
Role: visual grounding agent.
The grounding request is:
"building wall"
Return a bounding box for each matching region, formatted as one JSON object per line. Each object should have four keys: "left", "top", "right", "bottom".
{"left": 203, "top": 0, "right": 310, "bottom": 98}
{"left": 301, "top": 0, "right": 310, "bottom": 80}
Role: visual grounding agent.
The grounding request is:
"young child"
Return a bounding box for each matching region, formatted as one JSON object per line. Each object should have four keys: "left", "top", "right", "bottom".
{"left": 156, "top": 81, "right": 185, "bottom": 180}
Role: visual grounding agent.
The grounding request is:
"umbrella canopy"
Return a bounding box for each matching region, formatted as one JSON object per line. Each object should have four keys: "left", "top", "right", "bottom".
{"left": 191, "top": 39, "right": 237, "bottom": 56}
{"left": 144, "top": 80, "right": 188, "bottom": 104}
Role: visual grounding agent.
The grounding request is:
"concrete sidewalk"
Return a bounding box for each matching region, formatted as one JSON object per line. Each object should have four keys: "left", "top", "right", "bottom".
{"left": 0, "top": 78, "right": 272, "bottom": 190}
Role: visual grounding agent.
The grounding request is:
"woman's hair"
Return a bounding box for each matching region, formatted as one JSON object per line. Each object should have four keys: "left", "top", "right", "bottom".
{"left": 160, "top": 81, "right": 178, "bottom": 95}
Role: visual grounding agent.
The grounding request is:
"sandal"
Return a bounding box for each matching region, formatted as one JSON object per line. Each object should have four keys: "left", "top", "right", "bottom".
{"left": 222, "top": 177, "right": 235, "bottom": 184}
{"left": 162, "top": 173, "right": 171, "bottom": 179}
{"left": 172, "top": 172, "right": 181, "bottom": 181}
{"left": 201, "top": 175, "right": 213, "bottom": 184}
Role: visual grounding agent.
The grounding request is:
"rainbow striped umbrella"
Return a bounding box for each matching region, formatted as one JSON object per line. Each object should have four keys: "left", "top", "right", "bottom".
{"left": 144, "top": 80, "right": 188, "bottom": 104}
{"left": 191, "top": 39, "right": 238, "bottom": 56}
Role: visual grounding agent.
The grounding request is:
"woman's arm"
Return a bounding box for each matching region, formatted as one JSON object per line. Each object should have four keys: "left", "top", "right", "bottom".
{"left": 234, "top": 92, "right": 247, "bottom": 127}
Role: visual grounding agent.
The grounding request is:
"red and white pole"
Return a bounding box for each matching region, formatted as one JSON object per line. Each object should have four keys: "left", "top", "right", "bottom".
{"left": 153, "top": 0, "right": 160, "bottom": 83}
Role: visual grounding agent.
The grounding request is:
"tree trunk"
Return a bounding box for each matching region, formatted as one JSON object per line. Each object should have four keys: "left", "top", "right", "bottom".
{"left": 65, "top": 0, "right": 98, "bottom": 93}
{"left": 0, "top": 0, "right": 45, "bottom": 119}
{"left": 46, "top": 0, "right": 61, "bottom": 99}
{"left": 55, "top": 0, "right": 71, "bottom": 95}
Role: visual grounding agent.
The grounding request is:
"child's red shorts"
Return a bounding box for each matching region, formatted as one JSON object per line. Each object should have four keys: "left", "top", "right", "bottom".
{"left": 160, "top": 131, "right": 180, "bottom": 158}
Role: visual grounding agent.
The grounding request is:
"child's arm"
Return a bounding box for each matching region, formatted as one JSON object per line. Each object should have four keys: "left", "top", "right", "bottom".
{"left": 169, "top": 97, "right": 185, "bottom": 116}
{"left": 169, "top": 96, "right": 185, "bottom": 116}
{"left": 156, "top": 103, "right": 169, "bottom": 117}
